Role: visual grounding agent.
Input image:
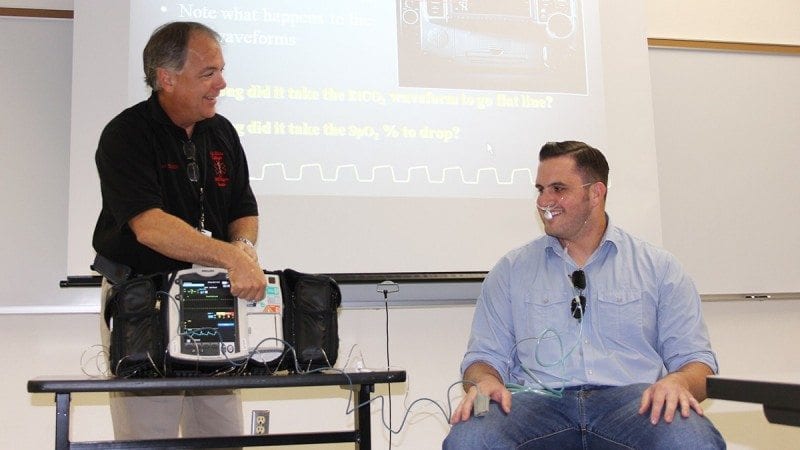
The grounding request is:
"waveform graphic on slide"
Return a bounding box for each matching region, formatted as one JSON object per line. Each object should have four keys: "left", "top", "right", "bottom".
{"left": 251, "top": 163, "right": 535, "bottom": 185}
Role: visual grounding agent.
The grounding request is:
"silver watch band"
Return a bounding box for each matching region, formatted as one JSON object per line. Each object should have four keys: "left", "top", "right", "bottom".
{"left": 232, "top": 237, "right": 255, "bottom": 247}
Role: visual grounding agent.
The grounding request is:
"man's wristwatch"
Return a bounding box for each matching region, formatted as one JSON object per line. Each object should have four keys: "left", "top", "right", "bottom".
{"left": 232, "top": 237, "right": 255, "bottom": 247}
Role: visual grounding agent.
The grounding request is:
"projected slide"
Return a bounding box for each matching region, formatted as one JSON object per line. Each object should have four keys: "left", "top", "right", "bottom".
{"left": 129, "top": 0, "right": 602, "bottom": 199}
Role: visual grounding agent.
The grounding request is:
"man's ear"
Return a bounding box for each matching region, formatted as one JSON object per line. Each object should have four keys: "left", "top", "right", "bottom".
{"left": 157, "top": 68, "right": 175, "bottom": 92}
{"left": 590, "top": 182, "right": 607, "bottom": 206}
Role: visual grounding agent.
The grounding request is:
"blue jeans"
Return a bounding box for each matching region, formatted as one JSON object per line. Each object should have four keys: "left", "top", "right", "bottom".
{"left": 443, "top": 384, "right": 725, "bottom": 450}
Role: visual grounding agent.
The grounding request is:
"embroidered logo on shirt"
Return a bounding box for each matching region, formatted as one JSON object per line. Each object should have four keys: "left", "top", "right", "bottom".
{"left": 209, "top": 150, "right": 229, "bottom": 187}
{"left": 161, "top": 162, "right": 180, "bottom": 171}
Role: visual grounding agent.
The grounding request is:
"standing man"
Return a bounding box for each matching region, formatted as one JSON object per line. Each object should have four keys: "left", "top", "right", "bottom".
{"left": 444, "top": 141, "right": 725, "bottom": 449}
{"left": 93, "top": 21, "right": 266, "bottom": 440}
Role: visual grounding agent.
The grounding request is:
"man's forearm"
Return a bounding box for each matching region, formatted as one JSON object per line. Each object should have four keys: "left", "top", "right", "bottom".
{"left": 129, "top": 208, "right": 249, "bottom": 270}
{"left": 228, "top": 216, "right": 259, "bottom": 243}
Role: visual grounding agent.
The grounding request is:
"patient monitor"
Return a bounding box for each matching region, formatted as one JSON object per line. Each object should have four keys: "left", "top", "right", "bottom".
{"left": 166, "top": 267, "right": 284, "bottom": 368}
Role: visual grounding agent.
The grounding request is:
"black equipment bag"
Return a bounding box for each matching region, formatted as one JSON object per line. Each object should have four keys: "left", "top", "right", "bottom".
{"left": 279, "top": 268, "right": 342, "bottom": 371}
{"left": 103, "top": 273, "right": 166, "bottom": 378}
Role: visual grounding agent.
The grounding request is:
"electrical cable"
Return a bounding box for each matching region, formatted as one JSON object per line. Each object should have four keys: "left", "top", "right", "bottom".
{"left": 506, "top": 310, "right": 585, "bottom": 397}
{"left": 90, "top": 281, "right": 470, "bottom": 442}
{"left": 382, "top": 287, "right": 393, "bottom": 448}
{"left": 504, "top": 254, "right": 589, "bottom": 397}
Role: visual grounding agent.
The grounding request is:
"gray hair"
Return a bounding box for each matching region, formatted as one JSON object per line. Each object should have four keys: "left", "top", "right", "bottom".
{"left": 142, "top": 21, "right": 222, "bottom": 91}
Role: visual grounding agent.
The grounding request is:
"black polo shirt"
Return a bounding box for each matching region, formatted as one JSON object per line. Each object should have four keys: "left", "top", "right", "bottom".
{"left": 92, "top": 93, "right": 259, "bottom": 275}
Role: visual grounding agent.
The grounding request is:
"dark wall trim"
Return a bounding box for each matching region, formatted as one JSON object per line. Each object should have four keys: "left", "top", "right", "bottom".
{"left": 648, "top": 38, "right": 800, "bottom": 55}
{"left": 0, "top": 7, "right": 73, "bottom": 19}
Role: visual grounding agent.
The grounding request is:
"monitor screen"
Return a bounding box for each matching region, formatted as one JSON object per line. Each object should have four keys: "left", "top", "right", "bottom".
{"left": 179, "top": 277, "right": 239, "bottom": 356}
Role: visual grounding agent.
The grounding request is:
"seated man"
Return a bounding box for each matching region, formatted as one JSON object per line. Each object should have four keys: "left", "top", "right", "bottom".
{"left": 444, "top": 141, "right": 725, "bottom": 449}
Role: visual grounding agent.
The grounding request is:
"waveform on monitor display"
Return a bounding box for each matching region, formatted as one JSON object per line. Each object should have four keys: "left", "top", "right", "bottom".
{"left": 251, "top": 162, "right": 535, "bottom": 186}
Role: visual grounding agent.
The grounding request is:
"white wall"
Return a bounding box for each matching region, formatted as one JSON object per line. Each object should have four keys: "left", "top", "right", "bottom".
{"left": 3, "top": 0, "right": 800, "bottom": 449}
{"left": 0, "top": 0, "right": 70, "bottom": 7}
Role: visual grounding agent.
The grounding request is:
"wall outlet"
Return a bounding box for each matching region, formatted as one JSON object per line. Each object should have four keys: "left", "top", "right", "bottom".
{"left": 251, "top": 410, "right": 270, "bottom": 435}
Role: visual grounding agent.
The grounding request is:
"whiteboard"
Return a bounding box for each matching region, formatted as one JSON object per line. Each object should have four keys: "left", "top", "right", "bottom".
{"left": 649, "top": 47, "right": 800, "bottom": 294}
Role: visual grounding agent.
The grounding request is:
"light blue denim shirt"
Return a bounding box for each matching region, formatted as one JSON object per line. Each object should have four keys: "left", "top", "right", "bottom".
{"left": 461, "top": 220, "right": 718, "bottom": 389}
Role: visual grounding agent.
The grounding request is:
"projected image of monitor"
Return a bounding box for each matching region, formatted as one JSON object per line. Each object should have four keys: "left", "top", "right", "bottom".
{"left": 398, "top": 0, "right": 586, "bottom": 93}
{"left": 126, "top": 0, "right": 600, "bottom": 201}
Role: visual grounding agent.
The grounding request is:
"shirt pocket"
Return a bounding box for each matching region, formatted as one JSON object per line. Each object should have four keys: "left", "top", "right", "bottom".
{"left": 522, "top": 289, "right": 574, "bottom": 360}
{"left": 595, "top": 288, "right": 643, "bottom": 344}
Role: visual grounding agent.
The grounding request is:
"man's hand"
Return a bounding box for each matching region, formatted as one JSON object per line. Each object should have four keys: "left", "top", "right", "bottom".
{"left": 638, "top": 362, "right": 713, "bottom": 425}
{"left": 227, "top": 255, "right": 266, "bottom": 301}
{"left": 226, "top": 218, "right": 264, "bottom": 299}
{"left": 450, "top": 362, "right": 512, "bottom": 424}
